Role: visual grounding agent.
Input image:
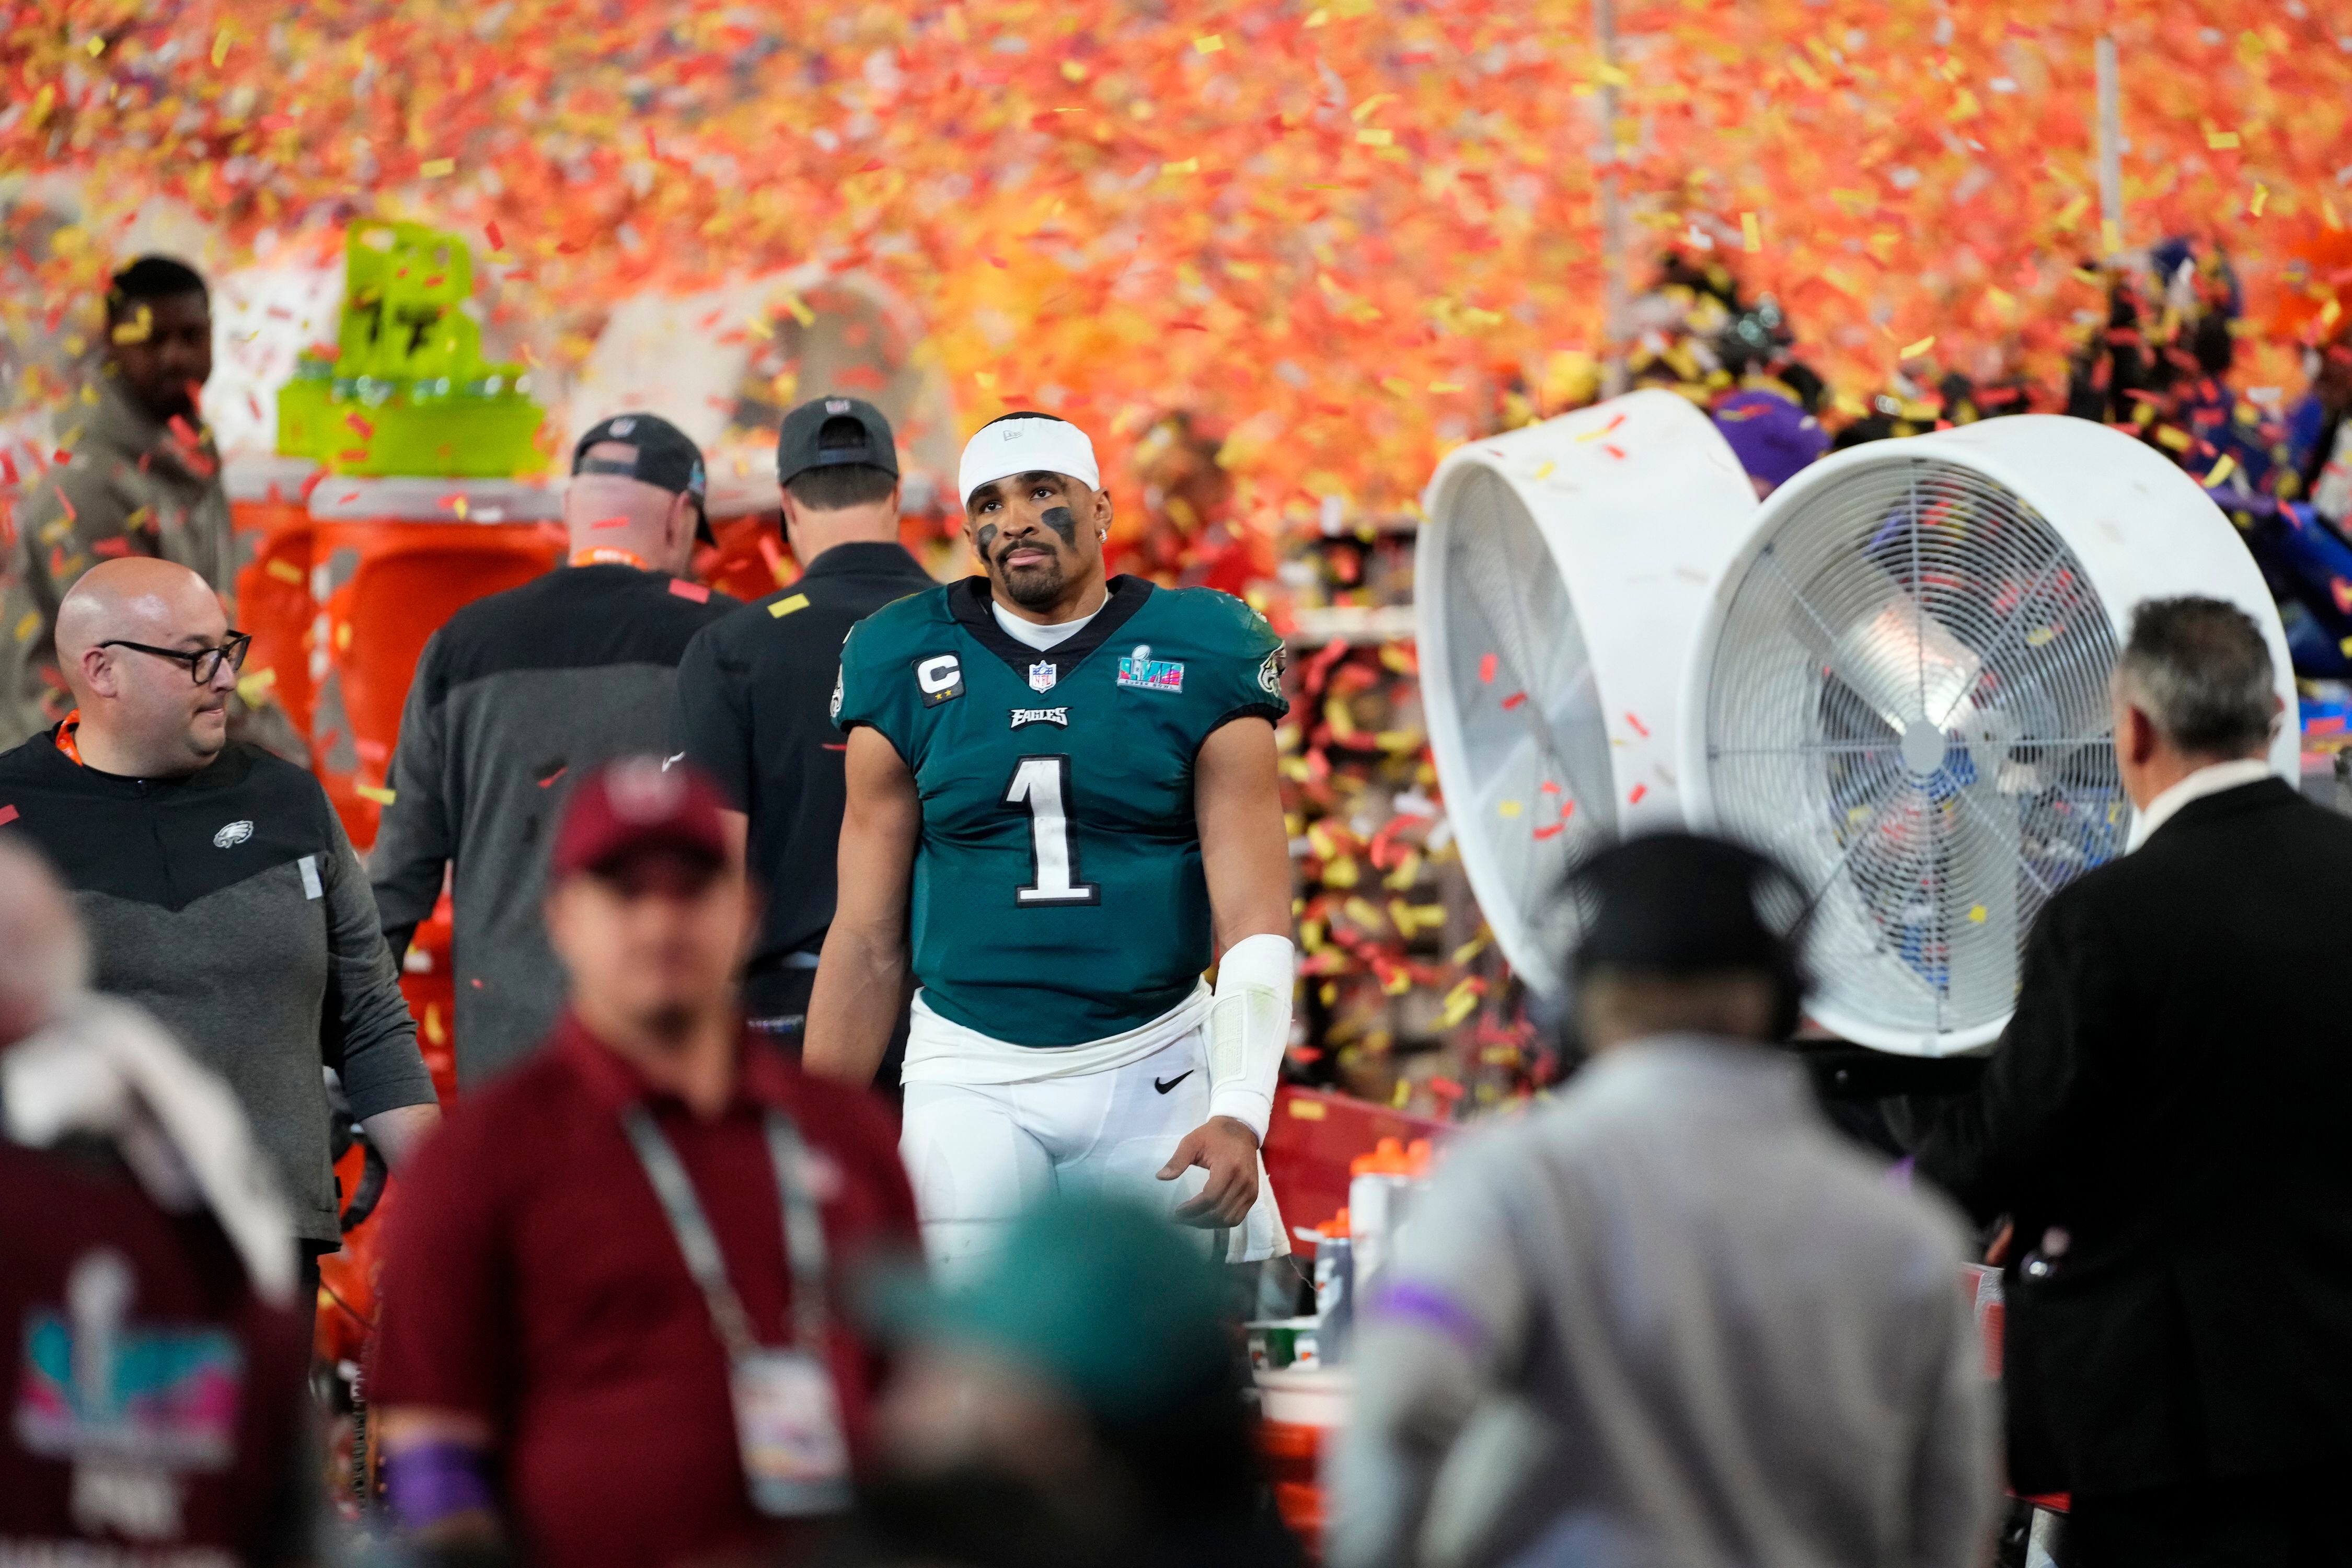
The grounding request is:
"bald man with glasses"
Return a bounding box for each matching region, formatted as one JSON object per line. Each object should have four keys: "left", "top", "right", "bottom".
{"left": 0, "top": 557, "right": 439, "bottom": 1288}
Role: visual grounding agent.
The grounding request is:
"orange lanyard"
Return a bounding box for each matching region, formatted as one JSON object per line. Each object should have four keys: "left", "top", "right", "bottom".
{"left": 54, "top": 709, "right": 84, "bottom": 766}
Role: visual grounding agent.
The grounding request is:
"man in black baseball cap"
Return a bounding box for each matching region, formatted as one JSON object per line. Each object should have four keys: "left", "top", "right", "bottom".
{"left": 370, "top": 412, "right": 738, "bottom": 1082}
{"left": 670, "top": 396, "right": 933, "bottom": 1064}
{"left": 570, "top": 411, "right": 716, "bottom": 553}
{"left": 1332, "top": 831, "right": 1994, "bottom": 1568}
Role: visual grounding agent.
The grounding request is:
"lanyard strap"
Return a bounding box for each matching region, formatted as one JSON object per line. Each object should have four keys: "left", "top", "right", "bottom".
{"left": 621, "top": 1105, "right": 831, "bottom": 1357}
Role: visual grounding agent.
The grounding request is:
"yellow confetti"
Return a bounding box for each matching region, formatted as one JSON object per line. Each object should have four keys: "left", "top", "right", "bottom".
{"left": 2052, "top": 194, "right": 2090, "bottom": 232}
{"left": 1899, "top": 335, "right": 1936, "bottom": 359}
{"left": 782, "top": 293, "right": 816, "bottom": 327}
{"left": 1392, "top": 1079, "right": 1412, "bottom": 1108}
{"left": 2102, "top": 220, "right": 2124, "bottom": 256}
{"left": 84, "top": 35, "right": 105, "bottom": 56}
{"left": 110, "top": 305, "right": 154, "bottom": 345}
{"left": 211, "top": 28, "right": 232, "bottom": 67}
{"left": 235, "top": 667, "right": 277, "bottom": 707}
{"left": 1590, "top": 62, "right": 1632, "bottom": 88}
{"left": 1498, "top": 799, "right": 1522, "bottom": 818}
{"left": 356, "top": 783, "right": 397, "bottom": 805}
{"left": 2207, "top": 130, "right": 2241, "bottom": 149}
{"left": 2250, "top": 183, "right": 2268, "bottom": 217}
{"left": 1304, "top": 6, "right": 1329, "bottom": 25}
{"left": 1532, "top": 460, "right": 1556, "bottom": 478}
{"left": 1193, "top": 33, "right": 1224, "bottom": 52}
{"left": 1287, "top": 1098, "right": 1327, "bottom": 1121}
{"left": 1450, "top": 931, "right": 1491, "bottom": 966}
{"left": 1161, "top": 156, "right": 1201, "bottom": 175}
{"left": 1380, "top": 374, "right": 1414, "bottom": 396}
{"left": 423, "top": 1003, "right": 446, "bottom": 1047}
{"left": 2203, "top": 453, "right": 2239, "bottom": 489}
{"left": 2327, "top": 198, "right": 2346, "bottom": 232}
{"left": 420, "top": 157, "right": 456, "bottom": 177}
{"left": 1428, "top": 381, "right": 1463, "bottom": 394}
{"left": 1356, "top": 128, "right": 1394, "bottom": 147}
{"left": 1438, "top": 979, "right": 1481, "bottom": 1028}
{"left": 1741, "top": 212, "right": 1762, "bottom": 252}
{"left": 1967, "top": 904, "right": 1988, "bottom": 924}
{"left": 768, "top": 592, "right": 811, "bottom": 618}
{"left": 1351, "top": 93, "right": 1396, "bottom": 124}
{"left": 265, "top": 558, "right": 305, "bottom": 585}
{"left": 27, "top": 84, "right": 53, "bottom": 129}
{"left": 1342, "top": 895, "right": 1386, "bottom": 931}
{"left": 13, "top": 611, "right": 39, "bottom": 643}
{"left": 1060, "top": 61, "right": 1088, "bottom": 81}
{"left": 2155, "top": 424, "right": 2194, "bottom": 452}
{"left": 2024, "top": 626, "right": 2058, "bottom": 648}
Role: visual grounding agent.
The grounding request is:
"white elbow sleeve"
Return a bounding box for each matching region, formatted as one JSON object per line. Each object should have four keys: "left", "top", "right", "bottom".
{"left": 1205, "top": 932, "right": 1295, "bottom": 1141}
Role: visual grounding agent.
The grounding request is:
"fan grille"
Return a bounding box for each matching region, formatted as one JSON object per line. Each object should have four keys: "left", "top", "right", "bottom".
{"left": 1440, "top": 467, "right": 1616, "bottom": 968}
{"left": 1700, "top": 457, "right": 2125, "bottom": 1048}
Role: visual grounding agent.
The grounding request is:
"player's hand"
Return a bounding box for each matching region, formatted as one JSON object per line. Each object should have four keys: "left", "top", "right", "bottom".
{"left": 1159, "top": 1115, "right": 1260, "bottom": 1228}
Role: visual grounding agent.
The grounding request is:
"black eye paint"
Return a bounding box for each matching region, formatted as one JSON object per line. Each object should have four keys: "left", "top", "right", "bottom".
{"left": 1040, "top": 505, "right": 1078, "bottom": 543}
{"left": 977, "top": 522, "right": 999, "bottom": 554}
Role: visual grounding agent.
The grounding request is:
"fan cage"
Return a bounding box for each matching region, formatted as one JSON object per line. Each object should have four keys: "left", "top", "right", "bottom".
{"left": 1698, "top": 457, "right": 2126, "bottom": 1054}
{"left": 1435, "top": 466, "right": 1620, "bottom": 979}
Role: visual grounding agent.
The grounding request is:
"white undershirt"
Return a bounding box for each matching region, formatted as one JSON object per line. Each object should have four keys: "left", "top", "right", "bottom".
{"left": 2125, "top": 756, "right": 2273, "bottom": 852}
{"left": 990, "top": 596, "right": 1101, "bottom": 651}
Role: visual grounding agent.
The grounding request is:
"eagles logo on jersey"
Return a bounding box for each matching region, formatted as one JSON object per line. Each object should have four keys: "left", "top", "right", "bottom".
{"left": 834, "top": 574, "right": 1288, "bottom": 1047}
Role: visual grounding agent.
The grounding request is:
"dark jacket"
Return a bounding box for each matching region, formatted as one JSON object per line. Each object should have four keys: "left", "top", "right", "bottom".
{"left": 0, "top": 734, "right": 434, "bottom": 1243}
{"left": 1917, "top": 777, "right": 2352, "bottom": 1495}
{"left": 671, "top": 540, "right": 936, "bottom": 974}
{"left": 371, "top": 562, "right": 735, "bottom": 1086}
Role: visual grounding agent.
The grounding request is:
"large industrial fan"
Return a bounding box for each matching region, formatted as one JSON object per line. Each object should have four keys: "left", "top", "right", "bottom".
{"left": 1680, "top": 414, "right": 2298, "bottom": 1057}
{"left": 1417, "top": 389, "right": 1761, "bottom": 995}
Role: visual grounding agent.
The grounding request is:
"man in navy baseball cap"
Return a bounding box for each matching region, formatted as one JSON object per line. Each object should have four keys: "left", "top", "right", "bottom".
{"left": 670, "top": 397, "right": 931, "bottom": 1060}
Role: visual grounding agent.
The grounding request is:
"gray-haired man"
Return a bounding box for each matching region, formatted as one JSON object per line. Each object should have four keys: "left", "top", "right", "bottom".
{"left": 1917, "top": 596, "right": 2352, "bottom": 1566}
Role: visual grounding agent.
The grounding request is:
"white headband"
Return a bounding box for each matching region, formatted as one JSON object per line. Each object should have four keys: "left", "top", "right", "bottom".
{"left": 958, "top": 416, "right": 1101, "bottom": 506}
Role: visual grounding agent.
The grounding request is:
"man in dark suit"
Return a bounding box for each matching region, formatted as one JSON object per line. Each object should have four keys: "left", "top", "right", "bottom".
{"left": 1916, "top": 595, "right": 2352, "bottom": 1566}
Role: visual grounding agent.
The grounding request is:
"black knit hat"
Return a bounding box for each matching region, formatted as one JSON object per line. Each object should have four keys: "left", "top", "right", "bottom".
{"left": 1564, "top": 832, "right": 1811, "bottom": 990}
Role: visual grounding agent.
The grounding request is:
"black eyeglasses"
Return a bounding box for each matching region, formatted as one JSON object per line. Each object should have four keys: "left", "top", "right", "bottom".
{"left": 97, "top": 631, "right": 252, "bottom": 685}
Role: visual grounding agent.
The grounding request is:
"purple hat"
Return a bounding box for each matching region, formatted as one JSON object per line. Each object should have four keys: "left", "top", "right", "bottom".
{"left": 1713, "top": 389, "right": 1827, "bottom": 493}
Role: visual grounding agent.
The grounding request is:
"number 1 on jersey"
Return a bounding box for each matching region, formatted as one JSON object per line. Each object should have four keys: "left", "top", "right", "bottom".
{"left": 1004, "top": 755, "right": 1100, "bottom": 906}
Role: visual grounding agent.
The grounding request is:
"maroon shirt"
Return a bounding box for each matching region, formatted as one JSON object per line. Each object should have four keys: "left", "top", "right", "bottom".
{"left": 371, "top": 1014, "right": 919, "bottom": 1567}
{"left": 0, "top": 1138, "right": 313, "bottom": 1557}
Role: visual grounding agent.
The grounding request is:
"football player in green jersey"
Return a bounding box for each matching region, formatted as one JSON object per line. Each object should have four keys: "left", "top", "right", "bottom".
{"left": 805, "top": 412, "right": 1296, "bottom": 1276}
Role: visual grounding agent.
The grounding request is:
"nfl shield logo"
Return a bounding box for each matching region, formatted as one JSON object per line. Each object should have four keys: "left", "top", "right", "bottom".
{"left": 1028, "top": 661, "right": 1058, "bottom": 693}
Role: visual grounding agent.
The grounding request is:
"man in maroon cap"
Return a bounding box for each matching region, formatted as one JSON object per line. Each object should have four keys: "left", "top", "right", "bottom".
{"left": 370, "top": 756, "right": 920, "bottom": 1566}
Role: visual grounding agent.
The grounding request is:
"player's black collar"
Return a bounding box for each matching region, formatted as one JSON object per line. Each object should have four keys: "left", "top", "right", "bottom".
{"left": 950, "top": 573, "right": 1153, "bottom": 679}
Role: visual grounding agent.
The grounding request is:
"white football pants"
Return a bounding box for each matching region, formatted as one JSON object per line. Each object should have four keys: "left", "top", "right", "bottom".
{"left": 900, "top": 1023, "right": 1286, "bottom": 1282}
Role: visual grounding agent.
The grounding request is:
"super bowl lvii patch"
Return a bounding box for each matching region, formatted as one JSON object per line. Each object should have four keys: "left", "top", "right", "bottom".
{"left": 1115, "top": 644, "right": 1184, "bottom": 694}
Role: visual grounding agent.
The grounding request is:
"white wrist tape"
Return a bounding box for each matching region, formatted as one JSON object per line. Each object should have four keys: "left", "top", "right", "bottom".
{"left": 1205, "top": 932, "right": 1295, "bottom": 1142}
